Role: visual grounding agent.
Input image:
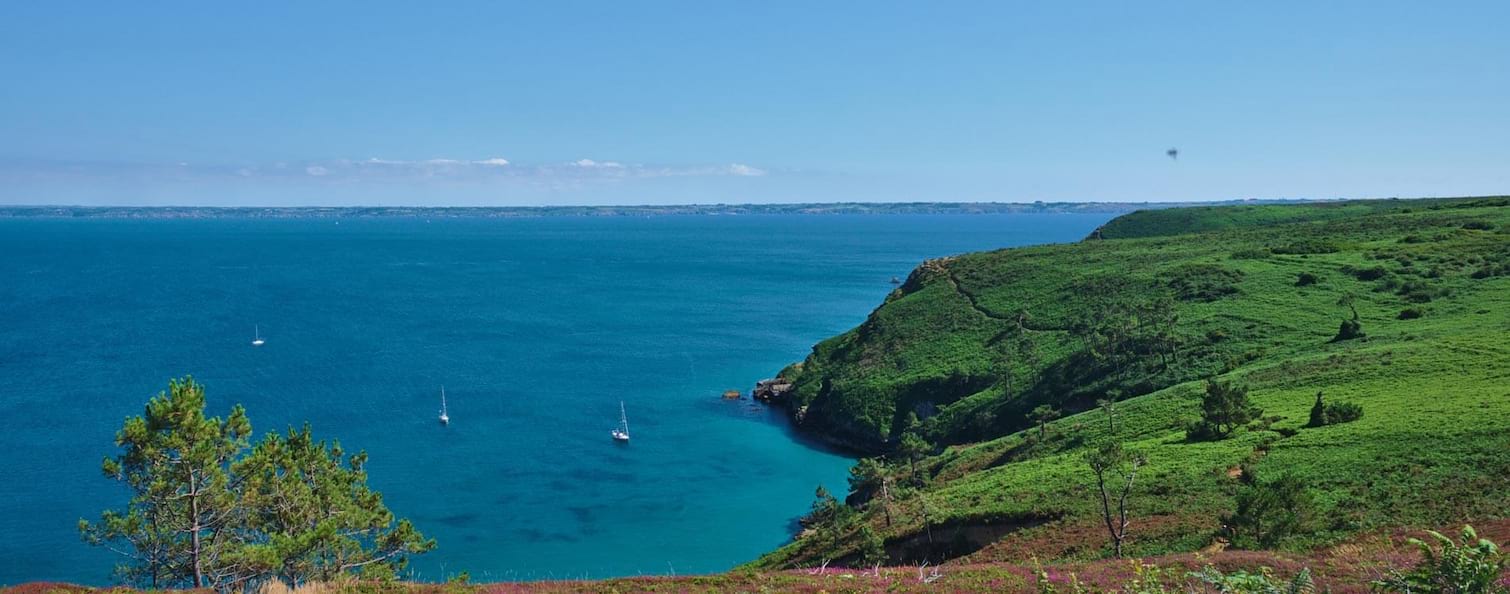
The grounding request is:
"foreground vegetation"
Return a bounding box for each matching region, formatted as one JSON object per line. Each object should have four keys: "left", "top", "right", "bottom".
{"left": 80, "top": 378, "right": 432, "bottom": 590}
{"left": 755, "top": 196, "right": 1510, "bottom": 569}
{"left": 12, "top": 522, "right": 1509, "bottom": 592}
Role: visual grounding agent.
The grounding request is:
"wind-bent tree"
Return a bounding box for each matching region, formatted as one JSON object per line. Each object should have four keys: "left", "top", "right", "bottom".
{"left": 1028, "top": 404, "right": 1061, "bottom": 440}
{"left": 82, "top": 377, "right": 431, "bottom": 589}
{"left": 80, "top": 377, "right": 252, "bottom": 589}
{"left": 1085, "top": 442, "right": 1147, "bottom": 558}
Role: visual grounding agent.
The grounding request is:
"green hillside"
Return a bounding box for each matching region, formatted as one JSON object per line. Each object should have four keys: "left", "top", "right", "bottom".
{"left": 754, "top": 196, "right": 1510, "bottom": 568}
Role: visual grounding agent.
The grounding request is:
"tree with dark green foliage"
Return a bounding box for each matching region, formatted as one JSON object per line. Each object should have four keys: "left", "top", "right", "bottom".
{"left": 233, "top": 425, "right": 435, "bottom": 582}
{"left": 1191, "top": 380, "right": 1261, "bottom": 440}
{"left": 807, "top": 484, "right": 838, "bottom": 528}
{"left": 1307, "top": 391, "right": 1328, "bottom": 428}
{"left": 847, "top": 457, "right": 892, "bottom": 526}
{"left": 81, "top": 377, "right": 432, "bottom": 590}
{"left": 896, "top": 433, "right": 930, "bottom": 486}
{"left": 1332, "top": 293, "right": 1365, "bottom": 342}
{"left": 1373, "top": 525, "right": 1508, "bottom": 594}
{"left": 1029, "top": 404, "right": 1061, "bottom": 440}
{"left": 1085, "top": 442, "right": 1147, "bottom": 558}
{"left": 1225, "top": 473, "right": 1313, "bottom": 549}
{"left": 80, "top": 377, "right": 252, "bottom": 588}
{"left": 855, "top": 525, "right": 886, "bottom": 566}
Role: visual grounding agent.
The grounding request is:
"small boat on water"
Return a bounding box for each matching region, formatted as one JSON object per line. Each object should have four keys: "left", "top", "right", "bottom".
{"left": 251, "top": 325, "right": 265, "bottom": 347}
{"left": 890, "top": 276, "right": 902, "bottom": 285}
{"left": 611, "top": 401, "right": 630, "bottom": 442}
{"left": 438, "top": 386, "right": 450, "bottom": 425}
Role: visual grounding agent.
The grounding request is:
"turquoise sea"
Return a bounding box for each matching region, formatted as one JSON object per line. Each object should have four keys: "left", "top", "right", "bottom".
{"left": 0, "top": 213, "right": 1110, "bottom": 585}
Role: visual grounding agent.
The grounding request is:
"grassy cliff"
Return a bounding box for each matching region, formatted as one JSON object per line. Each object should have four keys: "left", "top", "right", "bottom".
{"left": 756, "top": 196, "right": 1510, "bottom": 568}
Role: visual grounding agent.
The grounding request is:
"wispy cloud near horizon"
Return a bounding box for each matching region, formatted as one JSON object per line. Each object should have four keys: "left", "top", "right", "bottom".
{"left": 0, "top": 156, "right": 769, "bottom": 182}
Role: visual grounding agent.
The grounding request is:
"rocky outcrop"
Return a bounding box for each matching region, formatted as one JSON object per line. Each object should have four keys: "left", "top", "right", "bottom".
{"left": 750, "top": 378, "right": 794, "bottom": 404}
{"left": 752, "top": 377, "right": 888, "bottom": 455}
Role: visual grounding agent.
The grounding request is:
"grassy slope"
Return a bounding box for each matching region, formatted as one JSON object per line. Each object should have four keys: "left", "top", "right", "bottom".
{"left": 756, "top": 196, "right": 1510, "bottom": 568}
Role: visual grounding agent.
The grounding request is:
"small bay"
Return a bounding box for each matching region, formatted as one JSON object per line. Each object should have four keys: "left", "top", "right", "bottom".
{"left": 0, "top": 213, "right": 1109, "bottom": 584}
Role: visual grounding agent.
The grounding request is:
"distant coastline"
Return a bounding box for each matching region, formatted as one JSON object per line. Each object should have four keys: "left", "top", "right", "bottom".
{"left": 0, "top": 199, "right": 1334, "bottom": 219}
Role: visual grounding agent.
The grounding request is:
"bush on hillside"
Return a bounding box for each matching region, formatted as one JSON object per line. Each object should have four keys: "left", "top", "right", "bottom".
{"left": 1398, "top": 307, "right": 1424, "bottom": 320}
{"left": 1225, "top": 473, "right": 1314, "bottom": 549}
{"left": 1346, "top": 265, "right": 1390, "bottom": 281}
{"left": 1163, "top": 264, "right": 1244, "bottom": 301}
{"left": 1331, "top": 319, "right": 1365, "bottom": 342}
{"left": 1308, "top": 392, "right": 1363, "bottom": 427}
{"left": 1462, "top": 220, "right": 1496, "bottom": 231}
{"left": 1295, "top": 272, "right": 1320, "bottom": 286}
{"left": 1230, "top": 248, "right": 1271, "bottom": 260}
{"left": 1325, "top": 401, "right": 1363, "bottom": 424}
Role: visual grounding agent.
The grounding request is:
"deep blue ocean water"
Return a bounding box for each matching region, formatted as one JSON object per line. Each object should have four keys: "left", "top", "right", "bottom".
{"left": 0, "top": 213, "right": 1110, "bottom": 585}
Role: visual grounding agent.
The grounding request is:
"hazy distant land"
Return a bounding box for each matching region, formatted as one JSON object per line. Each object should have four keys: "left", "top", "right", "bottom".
{"left": 0, "top": 199, "right": 1330, "bottom": 219}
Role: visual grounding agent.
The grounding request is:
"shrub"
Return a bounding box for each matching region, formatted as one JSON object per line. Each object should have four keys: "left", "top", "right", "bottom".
{"left": 1325, "top": 401, "right": 1363, "bottom": 424}
{"left": 1163, "top": 263, "right": 1244, "bottom": 301}
{"left": 1331, "top": 319, "right": 1365, "bottom": 342}
{"left": 1399, "top": 307, "right": 1424, "bottom": 320}
{"left": 1226, "top": 473, "right": 1314, "bottom": 549}
{"left": 1347, "top": 265, "right": 1390, "bottom": 281}
{"left": 1230, "top": 248, "right": 1272, "bottom": 260}
{"left": 1295, "top": 272, "right": 1320, "bottom": 286}
{"left": 1462, "top": 220, "right": 1496, "bottom": 231}
{"left": 1373, "top": 525, "right": 1509, "bottom": 594}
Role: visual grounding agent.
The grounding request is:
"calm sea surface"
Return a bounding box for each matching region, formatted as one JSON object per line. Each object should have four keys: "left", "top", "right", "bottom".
{"left": 0, "top": 213, "right": 1109, "bottom": 585}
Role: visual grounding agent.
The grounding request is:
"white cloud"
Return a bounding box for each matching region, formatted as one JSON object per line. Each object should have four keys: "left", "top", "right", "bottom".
{"left": 474, "top": 158, "right": 510, "bottom": 167}
{"left": 305, "top": 166, "right": 329, "bottom": 176}
{"left": 573, "top": 159, "right": 624, "bottom": 168}
{"left": 727, "top": 163, "right": 766, "bottom": 176}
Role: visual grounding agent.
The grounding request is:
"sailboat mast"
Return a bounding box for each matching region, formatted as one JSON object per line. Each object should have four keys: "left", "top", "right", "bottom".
{"left": 620, "top": 401, "right": 628, "bottom": 432}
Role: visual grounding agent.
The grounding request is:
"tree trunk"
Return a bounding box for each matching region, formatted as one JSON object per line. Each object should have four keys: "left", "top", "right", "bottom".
{"left": 189, "top": 473, "right": 204, "bottom": 588}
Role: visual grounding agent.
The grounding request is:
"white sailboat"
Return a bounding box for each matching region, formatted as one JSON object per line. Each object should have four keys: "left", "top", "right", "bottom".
{"left": 611, "top": 401, "right": 630, "bottom": 442}
{"left": 251, "top": 325, "right": 265, "bottom": 346}
{"left": 438, "top": 386, "right": 450, "bottom": 425}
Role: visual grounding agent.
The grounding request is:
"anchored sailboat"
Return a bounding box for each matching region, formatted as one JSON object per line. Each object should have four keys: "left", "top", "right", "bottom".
{"left": 611, "top": 401, "right": 630, "bottom": 442}
{"left": 438, "top": 386, "right": 450, "bottom": 425}
{"left": 251, "top": 325, "right": 265, "bottom": 346}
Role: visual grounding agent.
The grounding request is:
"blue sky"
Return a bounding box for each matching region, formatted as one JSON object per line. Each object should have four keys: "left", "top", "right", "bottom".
{"left": 2, "top": 1, "right": 1507, "bottom": 206}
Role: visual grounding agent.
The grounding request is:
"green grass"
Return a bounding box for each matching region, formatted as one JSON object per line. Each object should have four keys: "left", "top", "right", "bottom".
{"left": 755, "top": 195, "right": 1510, "bottom": 569}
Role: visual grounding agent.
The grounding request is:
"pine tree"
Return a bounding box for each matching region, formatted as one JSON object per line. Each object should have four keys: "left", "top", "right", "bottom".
{"left": 80, "top": 377, "right": 251, "bottom": 588}
{"left": 1029, "top": 404, "right": 1061, "bottom": 440}
{"left": 82, "top": 377, "right": 433, "bottom": 589}
{"left": 1307, "top": 391, "right": 1329, "bottom": 427}
{"left": 234, "top": 424, "right": 435, "bottom": 582}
